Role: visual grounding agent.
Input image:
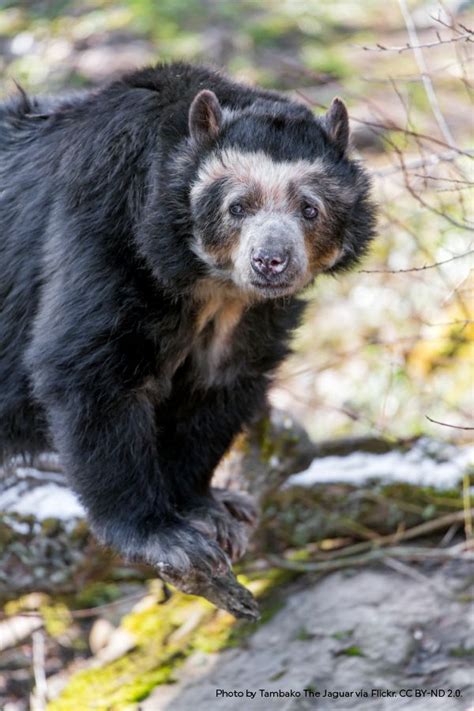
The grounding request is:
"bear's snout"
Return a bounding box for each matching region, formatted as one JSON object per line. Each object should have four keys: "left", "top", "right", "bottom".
{"left": 250, "top": 247, "right": 290, "bottom": 278}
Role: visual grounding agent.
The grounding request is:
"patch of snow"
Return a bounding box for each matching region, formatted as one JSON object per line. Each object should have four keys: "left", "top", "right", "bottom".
{"left": 286, "top": 439, "right": 474, "bottom": 490}
{"left": 0, "top": 483, "right": 84, "bottom": 520}
{"left": 5, "top": 518, "right": 31, "bottom": 535}
{"left": 14, "top": 466, "right": 65, "bottom": 484}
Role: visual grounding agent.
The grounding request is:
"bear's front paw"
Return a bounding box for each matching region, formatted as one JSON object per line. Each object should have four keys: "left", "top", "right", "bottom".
{"left": 91, "top": 516, "right": 258, "bottom": 619}
{"left": 211, "top": 487, "right": 259, "bottom": 527}
{"left": 184, "top": 497, "right": 251, "bottom": 563}
{"left": 141, "top": 522, "right": 229, "bottom": 577}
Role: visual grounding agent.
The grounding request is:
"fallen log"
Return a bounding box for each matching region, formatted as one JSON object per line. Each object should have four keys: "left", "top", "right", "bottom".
{"left": 0, "top": 410, "right": 471, "bottom": 617}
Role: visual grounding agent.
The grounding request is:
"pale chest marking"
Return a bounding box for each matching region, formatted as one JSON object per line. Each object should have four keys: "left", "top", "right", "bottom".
{"left": 138, "top": 284, "right": 247, "bottom": 401}
{"left": 192, "top": 282, "right": 247, "bottom": 385}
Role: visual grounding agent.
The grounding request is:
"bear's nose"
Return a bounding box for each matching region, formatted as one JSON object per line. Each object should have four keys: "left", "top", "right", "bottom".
{"left": 251, "top": 248, "right": 290, "bottom": 277}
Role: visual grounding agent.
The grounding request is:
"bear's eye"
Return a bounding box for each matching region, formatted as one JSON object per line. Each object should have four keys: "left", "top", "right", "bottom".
{"left": 302, "top": 203, "right": 319, "bottom": 220}
{"left": 229, "top": 203, "right": 245, "bottom": 217}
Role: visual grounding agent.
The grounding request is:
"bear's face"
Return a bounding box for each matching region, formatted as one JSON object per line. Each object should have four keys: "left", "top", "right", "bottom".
{"left": 186, "top": 90, "right": 375, "bottom": 300}
{"left": 190, "top": 149, "right": 351, "bottom": 299}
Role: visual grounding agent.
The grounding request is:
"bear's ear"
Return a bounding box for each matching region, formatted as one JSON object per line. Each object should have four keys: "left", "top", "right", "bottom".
{"left": 189, "top": 90, "right": 222, "bottom": 144}
{"left": 323, "top": 97, "right": 349, "bottom": 154}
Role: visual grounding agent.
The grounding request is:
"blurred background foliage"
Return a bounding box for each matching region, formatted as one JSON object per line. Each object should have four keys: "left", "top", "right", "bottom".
{"left": 0, "top": 0, "right": 472, "bottom": 443}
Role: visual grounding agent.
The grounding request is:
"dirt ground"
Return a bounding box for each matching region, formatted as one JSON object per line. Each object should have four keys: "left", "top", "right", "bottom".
{"left": 142, "top": 565, "right": 473, "bottom": 711}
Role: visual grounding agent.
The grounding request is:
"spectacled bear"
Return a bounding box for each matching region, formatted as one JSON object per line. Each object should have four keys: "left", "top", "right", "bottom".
{"left": 0, "top": 63, "right": 376, "bottom": 582}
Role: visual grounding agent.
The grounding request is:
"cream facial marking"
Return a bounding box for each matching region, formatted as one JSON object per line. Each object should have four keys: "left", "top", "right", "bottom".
{"left": 190, "top": 149, "right": 327, "bottom": 210}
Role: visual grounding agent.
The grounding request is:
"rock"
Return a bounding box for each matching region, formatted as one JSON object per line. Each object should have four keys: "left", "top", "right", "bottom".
{"left": 140, "top": 567, "right": 473, "bottom": 711}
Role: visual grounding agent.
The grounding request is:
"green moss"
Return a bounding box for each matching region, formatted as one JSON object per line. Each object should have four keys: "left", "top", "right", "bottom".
{"left": 336, "top": 645, "right": 364, "bottom": 657}
{"left": 47, "top": 651, "right": 180, "bottom": 711}
{"left": 191, "top": 610, "right": 236, "bottom": 653}
{"left": 41, "top": 518, "right": 61, "bottom": 537}
{"left": 121, "top": 593, "right": 213, "bottom": 641}
{"left": 449, "top": 646, "right": 474, "bottom": 658}
{"left": 48, "top": 596, "right": 197, "bottom": 710}
{"left": 48, "top": 592, "right": 233, "bottom": 710}
{"left": 40, "top": 601, "right": 73, "bottom": 638}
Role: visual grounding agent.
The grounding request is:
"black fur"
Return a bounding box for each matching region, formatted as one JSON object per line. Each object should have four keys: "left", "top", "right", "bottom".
{"left": 0, "top": 63, "right": 375, "bottom": 573}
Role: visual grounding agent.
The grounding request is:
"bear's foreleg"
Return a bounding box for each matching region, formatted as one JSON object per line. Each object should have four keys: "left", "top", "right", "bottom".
{"left": 154, "top": 381, "right": 263, "bottom": 561}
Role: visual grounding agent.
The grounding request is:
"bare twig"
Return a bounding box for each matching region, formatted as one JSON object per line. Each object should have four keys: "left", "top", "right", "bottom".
{"left": 359, "top": 249, "right": 474, "bottom": 274}
{"left": 426, "top": 416, "right": 474, "bottom": 430}
{"left": 267, "top": 544, "right": 474, "bottom": 573}
{"left": 294, "top": 510, "right": 472, "bottom": 563}
{"left": 360, "top": 33, "right": 472, "bottom": 53}
{"left": 412, "top": 175, "right": 474, "bottom": 185}
{"left": 431, "top": 14, "right": 473, "bottom": 37}
{"left": 459, "top": 23, "right": 474, "bottom": 36}
{"left": 374, "top": 150, "right": 473, "bottom": 178}
{"left": 295, "top": 93, "right": 473, "bottom": 158}
{"left": 403, "top": 179, "right": 474, "bottom": 230}
{"left": 376, "top": 210, "right": 471, "bottom": 319}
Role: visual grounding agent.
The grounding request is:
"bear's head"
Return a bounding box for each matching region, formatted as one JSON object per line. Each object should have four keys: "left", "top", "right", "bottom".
{"left": 185, "top": 89, "right": 376, "bottom": 300}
